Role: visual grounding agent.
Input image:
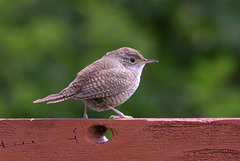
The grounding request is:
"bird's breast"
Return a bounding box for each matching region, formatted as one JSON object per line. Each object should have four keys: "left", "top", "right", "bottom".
{"left": 106, "top": 74, "right": 141, "bottom": 106}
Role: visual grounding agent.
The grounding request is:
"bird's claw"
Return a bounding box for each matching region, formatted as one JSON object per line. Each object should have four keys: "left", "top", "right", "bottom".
{"left": 110, "top": 115, "right": 133, "bottom": 119}
{"left": 83, "top": 114, "right": 88, "bottom": 119}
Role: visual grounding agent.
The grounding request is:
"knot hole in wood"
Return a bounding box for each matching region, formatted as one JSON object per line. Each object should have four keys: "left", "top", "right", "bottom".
{"left": 87, "top": 125, "right": 113, "bottom": 144}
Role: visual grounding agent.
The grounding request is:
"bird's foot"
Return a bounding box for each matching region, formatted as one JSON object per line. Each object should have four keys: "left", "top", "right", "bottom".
{"left": 107, "top": 105, "right": 133, "bottom": 119}
{"left": 83, "top": 104, "right": 88, "bottom": 119}
{"left": 110, "top": 115, "right": 133, "bottom": 119}
{"left": 83, "top": 113, "right": 88, "bottom": 119}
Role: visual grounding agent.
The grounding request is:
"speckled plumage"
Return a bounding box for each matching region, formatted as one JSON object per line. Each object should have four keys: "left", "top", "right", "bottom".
{"left": 33, "top": 47, "right": 158, "bottom": 118}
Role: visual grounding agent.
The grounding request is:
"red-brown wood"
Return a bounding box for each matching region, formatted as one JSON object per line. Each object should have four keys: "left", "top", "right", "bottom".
{"left": 0, "top": 118, "right": 240, "bottom": 160}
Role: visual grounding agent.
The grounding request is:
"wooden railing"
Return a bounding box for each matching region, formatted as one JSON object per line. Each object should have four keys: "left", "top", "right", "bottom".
{"left": 0, "top": 118, "right": 240, "bottom": 160}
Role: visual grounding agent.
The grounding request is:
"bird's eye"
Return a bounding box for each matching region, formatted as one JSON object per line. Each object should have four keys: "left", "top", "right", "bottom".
{"left": 130, "top": 58, "right": 135, "bottom": 63}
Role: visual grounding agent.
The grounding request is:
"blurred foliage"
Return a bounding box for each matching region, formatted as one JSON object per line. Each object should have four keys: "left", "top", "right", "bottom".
{"left": 0, "top": 0, "right": 239, "bottom": 118}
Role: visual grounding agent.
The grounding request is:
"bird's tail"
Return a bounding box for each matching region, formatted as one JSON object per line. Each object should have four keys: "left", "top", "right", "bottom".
{"left": 33, "top": 93, "right": 74, "bottom": 104}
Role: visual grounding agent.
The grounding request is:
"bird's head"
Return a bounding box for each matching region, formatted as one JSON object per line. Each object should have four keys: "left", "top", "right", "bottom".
{"left": 104, "top": 47, "right": 158, "bottom": 73}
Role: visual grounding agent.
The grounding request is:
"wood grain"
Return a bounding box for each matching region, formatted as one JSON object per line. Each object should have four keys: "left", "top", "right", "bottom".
{"left": 0, "top": 118, "right": 240, "bottom": 160}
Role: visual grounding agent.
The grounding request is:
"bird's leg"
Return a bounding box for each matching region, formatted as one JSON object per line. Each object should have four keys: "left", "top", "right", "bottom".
{"left": 83, "top": 104, "right": 88, "bottom": 119}
{"left": 107, "top": 106, "right": 133, "bottom": 119}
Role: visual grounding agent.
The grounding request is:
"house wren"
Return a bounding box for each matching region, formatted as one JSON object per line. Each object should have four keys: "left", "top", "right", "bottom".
{"left": 33, "top": 47, "right": 158, "bottom": 118}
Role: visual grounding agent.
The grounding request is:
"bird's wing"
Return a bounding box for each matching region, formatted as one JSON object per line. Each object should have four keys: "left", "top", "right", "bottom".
{"left": 75, "top": 68, "right": 137, "bottom": 99}
{"left": 59, "top": 58, "right": 120, "bottom": 97}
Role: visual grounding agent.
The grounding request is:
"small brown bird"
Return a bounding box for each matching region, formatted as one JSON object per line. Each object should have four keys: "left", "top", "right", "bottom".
{"left": 33, "top": 47, "right": 158, "bottom": 118}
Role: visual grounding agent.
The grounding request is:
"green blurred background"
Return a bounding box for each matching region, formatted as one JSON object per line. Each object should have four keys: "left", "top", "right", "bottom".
{"left": 0, "top": 1, "right": 239, "bottom": 118}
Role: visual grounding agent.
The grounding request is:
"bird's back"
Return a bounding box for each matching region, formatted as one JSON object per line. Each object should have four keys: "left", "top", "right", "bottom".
{"left": 62, "top": 57, "right": 123, "bottom": 96}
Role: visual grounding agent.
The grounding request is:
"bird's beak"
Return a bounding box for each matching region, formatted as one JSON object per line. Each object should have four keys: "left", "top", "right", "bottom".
{"left": 143, "top": 59, "right": 158, "bottom": 64}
